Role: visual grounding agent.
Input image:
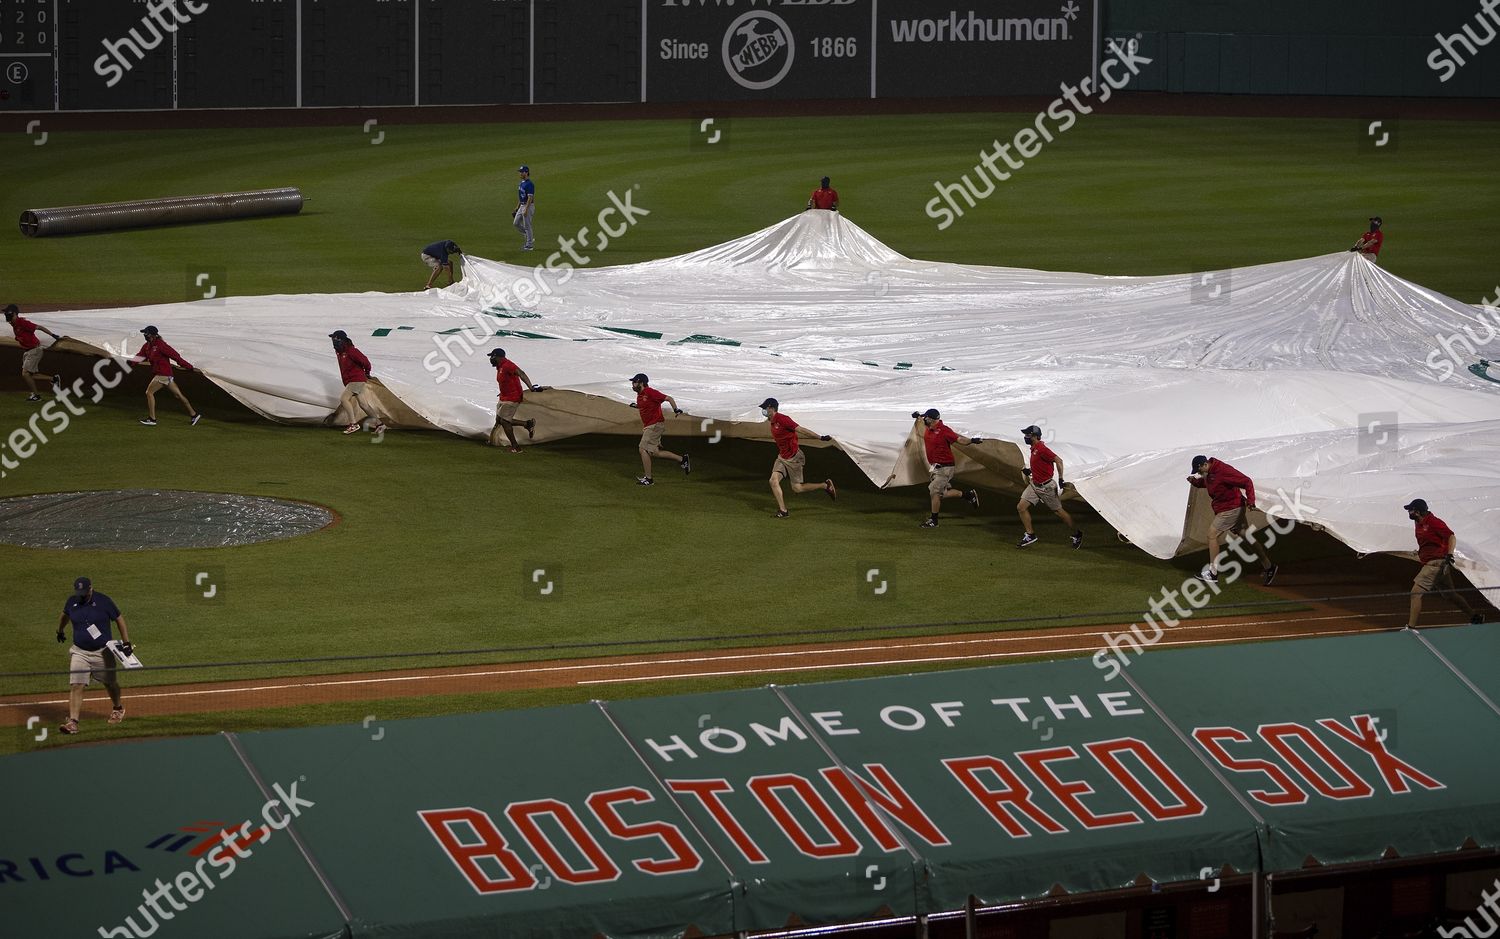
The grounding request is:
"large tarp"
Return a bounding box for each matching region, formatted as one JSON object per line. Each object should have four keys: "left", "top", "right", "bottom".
{"left": 5, "top": 630, "right": 1500, "bottom": 938}
{"left": 13, "top": 213, "right": 1500, "bottom": 587}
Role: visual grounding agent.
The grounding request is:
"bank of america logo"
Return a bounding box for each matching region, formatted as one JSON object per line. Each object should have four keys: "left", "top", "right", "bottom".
{"left": 146, "top": 820, "right": 268, "bottom": 858}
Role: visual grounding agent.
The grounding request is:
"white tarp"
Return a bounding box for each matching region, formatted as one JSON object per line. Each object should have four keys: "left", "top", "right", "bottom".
{"left": 14, "top": 212, "right": 1500, "bottom": 588}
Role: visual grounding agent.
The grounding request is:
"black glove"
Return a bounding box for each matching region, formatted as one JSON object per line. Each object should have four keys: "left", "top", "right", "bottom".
{"left": 673, "top": 408, "right": 683, "bottom": 416}
{"left": 118, "top": 641, "right": 133, "bottom": 657}
{"left": 56, "top": 630, "right": 66, "bottom": 643}
{"left": 969, "top": 437, "right": 984, "bottom": 444}
{"left": 629, "top": 402, "right": 638, "bottom": 408}
{"left": 1444, "top": 553, "right": 1455, "bottom": 564}
{"left": 819, "top": 435, "right": 831, "bottom": 441}
{"left": 1022, "top": 467, "right": 1032, "bottom": 477}
{"left": 530, "top": 384, "right": 542, "bottom": 392}
{"left": 911, "top": 411, "right": 921, "bottom": 419}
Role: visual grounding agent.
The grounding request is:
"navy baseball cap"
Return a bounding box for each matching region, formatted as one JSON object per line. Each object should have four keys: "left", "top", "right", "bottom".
{"left": 73, "top": 576, "right": 91, "bottom": 597}
{"left": 922, "top": 408, "right": 941, "bottom": 420}
{"left": 1370, "top": 216, "right": 1383, "bottom": 224}
{"left": 1403, "top": 498, "right": 1428, "bottom": 513}
{"left": 1021, "top": 424, "right": 1042, "bottom": 438}
{"left": 1191, "top": 455, "right": 1209, "bottom": 472}
{"left": 630, "top": 373, "right": 649, "bottom": 384}
{"left": 489, "top": 348, "right": 505, "bottom": 358}
{"left": 328, "top": 330, "right": 349, "bottom": 340}
{"left": 140, "top": 325, "right": 159, "bottom": 335}
{"left": 2, "top": 304, "right": 17, "bottom": 319}
{"left": 759, "top": 397, "right": 779, "bottom": 409}
{"left": 518, "top": 165, "right": 530, "bottom": 173}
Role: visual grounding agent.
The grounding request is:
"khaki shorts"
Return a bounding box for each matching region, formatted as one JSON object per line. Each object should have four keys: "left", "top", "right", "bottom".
{"left": 773, "top": 450, "right": 806, "bottom": 486}
{"left": 639, "top": 421, "right": 665, "bottom": 455}
{"left": 1209, "top": 508, "right": 1244, "bottom": 536}
{"left": 147, "top": 375, "right": 173, "bottom": 389}
{"left": 21, "top": 346, "right": 44, "bottom": 373}
{"left": 928, "top": 464, "right": 956, "bottom": 497}
{"left": 68, "top": 646, "right": 117, "bottom": 688}
{"left": 344, "top": 381, "right": 366, "bottom": 396}
{"left": 420, "top": 252, "right": 442, "bottom": 270}
{"left": 1021, "top": 480, "right": 1062, "bottom": 511}
{"left": 496, "top": 400, "right": 520, "bottom": 421}
{"left": 1413, "top": 559, "right": 1453, "bottom": 593}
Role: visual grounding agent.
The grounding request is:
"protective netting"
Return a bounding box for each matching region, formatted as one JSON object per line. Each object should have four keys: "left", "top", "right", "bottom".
{"left": 0, "top": 490, "right": 334, "bottom": 550}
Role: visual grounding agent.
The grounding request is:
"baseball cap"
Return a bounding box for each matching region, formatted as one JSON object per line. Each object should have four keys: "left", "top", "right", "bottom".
{"left": 2, "top": 303, "right": 17, "bottom": 319}
{"left": 328, "top": 329, "right": 349, "bottom": 341}
{"left": 630, "top": 373, "right": 649, "bottom": 384}
{"left": 820, "top": 176, "right": 830, "bottom": 187}
{"left": 518, "top": 165, "right": 530, "bottom": 173}
{"left": 1370, "top": 216, "right": 1383, "bottom": 224}
{"left": 759, "top": 397, "right": 779, "bottom": 409}
{"left": 1403, "top": 498, "right": 1428, "bottom": 513}
{"left": 73, "top": 576, "right": 91, "bottom": 597}
{"left": 1021, "top": 424, "right": 1043, "bottom": 438}
{"left": 1191, "top": 455, "right": 1209, "bottom": 472}
{"left": 140, "top": 325, "right": 159, "bottom": 336}
{"left": 488, "top": 348, "right": 506, "bottom": 358}
{"left": 922, "top": 408, "right": 941, "bottom": 420}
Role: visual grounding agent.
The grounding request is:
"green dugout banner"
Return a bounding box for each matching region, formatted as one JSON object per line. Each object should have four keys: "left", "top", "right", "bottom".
{"left": 0, "top": 735, "right": 346, "bottom": 939}
{"left": 5, "top": 630, "right": 1500, "bottom": 938}
{"left": 1128, "top": 630, "right": 1500, "bottom": 871}
{"left": 230, "top": 705, "right": 737, "bottom": 939}
{"left": 778, "top": 659, "right": 1263, "bottom": 908}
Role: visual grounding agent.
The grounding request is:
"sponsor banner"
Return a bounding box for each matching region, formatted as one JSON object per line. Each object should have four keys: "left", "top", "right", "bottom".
{"left": 877, "top": 0, "right": 1099, "bottom": 96}
{"left": 647, "top": 0, "right": 869, "bottom": 102}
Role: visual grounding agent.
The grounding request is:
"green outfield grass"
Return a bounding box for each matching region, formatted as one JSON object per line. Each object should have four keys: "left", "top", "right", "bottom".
{"left": 0, "top": 112, "right": 1497, "bottom": 304}
{"left": 1, "top": 110, "right": 1488, "bottom": 742}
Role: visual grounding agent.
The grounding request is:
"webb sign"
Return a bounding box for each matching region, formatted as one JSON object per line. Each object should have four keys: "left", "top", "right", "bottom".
{"left": 647, "top": 0, "right": 1101, "bottom": 101}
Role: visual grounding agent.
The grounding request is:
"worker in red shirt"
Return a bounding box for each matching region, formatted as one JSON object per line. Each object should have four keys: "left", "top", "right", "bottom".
{"left": 1350, "top": 216, "right": 1383, "bottom": 261}
{"left": 1187, "top": 455, "right": 1276, "bottom": 585}
{"left": 1404, "top": 498, "right": 1484, "bottom": 628}
{"left": 911, "top": 408, "right": 982, "bottom": 528}
{"left": 132, "top": 325, "right": 201, "bottom": 427}
{"left": 760, "top": 397, "right": 837, "bottom": 517}
{"left": 1016, "top": 424, "right": 1083, "bottom": 549}
{"left": 806, "top": 176, "right": 839, "bottom": 212}
{"left": 629, "top": 373, "right": 687, "bottom": 486}
{"left": 4, "top": 304, "right": 62, "bottom": 401}
{"left": 328, "top": 330, "right": 384, "bottom": 436}
{"left": 487, "top": 347, "right": 542, "bottom": 452}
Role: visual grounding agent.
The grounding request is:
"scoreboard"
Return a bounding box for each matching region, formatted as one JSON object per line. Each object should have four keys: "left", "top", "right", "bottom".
{"left": 0, "top": 0, "right": 53, "bottom": 110}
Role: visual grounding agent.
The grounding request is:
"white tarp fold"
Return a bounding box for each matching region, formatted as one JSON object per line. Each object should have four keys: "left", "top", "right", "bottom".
{"left": 13, "top": 212, "right": 1499, "bottom": 587}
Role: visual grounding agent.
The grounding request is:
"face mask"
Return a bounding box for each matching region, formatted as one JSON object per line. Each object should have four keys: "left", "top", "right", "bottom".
{"left": 761, "top": 408, "right": 770, "bottom": 418}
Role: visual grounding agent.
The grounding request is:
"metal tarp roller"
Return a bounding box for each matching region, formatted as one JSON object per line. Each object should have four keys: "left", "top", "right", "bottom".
{"left": 18, "top": 187, "right": 302, "bottom": 237}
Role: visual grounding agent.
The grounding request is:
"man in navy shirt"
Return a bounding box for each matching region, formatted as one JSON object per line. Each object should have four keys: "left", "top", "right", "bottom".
{"left": 420, "top": 240, "right": 462, "bottom": 289}
{"left": 54, "top": 576, "right": 132, "bottom": 735}
{"left": 513, "top": 165, "right": 536, "bottom": 251}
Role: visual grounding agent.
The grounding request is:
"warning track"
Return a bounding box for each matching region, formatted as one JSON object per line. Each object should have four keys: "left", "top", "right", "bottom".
{"left": 0, "top": 585, "right": 1426, "bottom": 723}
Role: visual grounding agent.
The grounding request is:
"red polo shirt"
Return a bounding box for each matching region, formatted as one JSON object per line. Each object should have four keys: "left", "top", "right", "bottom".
{"left": 809, "top": 187, "right": 839, "bottom": 210}
{"left": 923, "top": 421, "right": 959, "bottom": 465}
{"left": 137, "top": 338, "right": 193, "bottom": 377}
{"left": 10, "top": 316, "right": 42, "bottom": 350}
{"left": 335, "top": 345, "right": 371, "bottom": 384}
{"left": 1414, "top": 513, "right": 1454, "bottom": 564}
{"left": 496, "top": 358, "right": 524, "bottom": 402}
{"left": 1029, "top": 440, "right": 1059, "bottom": 484}
{"left": 637, "top": 387, "right": 668, "bottom": 426}
{"left": 770, "top": 413, "right": 800, "bottom": 459}
{"left": 1190, "top": 458, "right": 1256, "bottom": 514}
{"left": 1356, "top": 230, "right": 1383, "bottom": 256}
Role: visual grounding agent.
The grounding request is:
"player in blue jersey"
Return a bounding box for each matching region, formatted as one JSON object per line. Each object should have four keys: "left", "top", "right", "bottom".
{"left": 514, "top": 165, "right": 536, "bottom": 251}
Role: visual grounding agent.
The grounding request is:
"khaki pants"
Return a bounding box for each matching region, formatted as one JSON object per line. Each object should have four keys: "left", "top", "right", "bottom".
{"left": 496, "top": 400, "right": 520, "bottom": 422}
{"left": 68, "top": 646, "right": 118, "bottom": 688}
{"left": 928, "top": 464, "right": 956, "bottom": 497}
{"left": 639, "top": 422, "right": 665, "bottom": 455}
{"left": 773, "top": 451, "right": 806, "bottom": 485}
{"left": 1021, "top": 480, "right": 1061, "bottom": 511}
{"left": 1209, "top": 508, "right": 1244, "bottom": 536}
{"left": 21, "top": 346, "right": 44, "bottom": 373}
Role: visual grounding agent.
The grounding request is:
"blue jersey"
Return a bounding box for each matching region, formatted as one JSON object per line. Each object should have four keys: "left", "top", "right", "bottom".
{"left": 423, "top": 241, "right": 454, "bottom": 263}
{"left": 64, "top": 592, "right": 121, "bottom": 651}
{"left": 517, "top": 178, "right": 535, "bottom": 206}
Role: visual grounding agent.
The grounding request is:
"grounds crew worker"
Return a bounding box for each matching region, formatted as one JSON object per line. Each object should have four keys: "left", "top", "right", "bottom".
{"left": 1187, "top": 454, "right": 1277, "bottom": 586}
{"left": 56, "top": 576, "right": 132, "bottom": 735}
{"left": 1404, "top": 498, "right": 1484, "bottom": 628}
{"left": 1016, "top": 424, "right": 1083, "bottom": 549}
{"left": 913, "top": 408, "right": 982, "bottom": 528}
{"left": 760, "top": 397, "right": 837, "bottom": 517}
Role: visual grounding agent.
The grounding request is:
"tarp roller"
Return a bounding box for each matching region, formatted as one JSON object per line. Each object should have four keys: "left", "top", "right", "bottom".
{"left": 18, "top": 187, "right": 303, "bottom": 237}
